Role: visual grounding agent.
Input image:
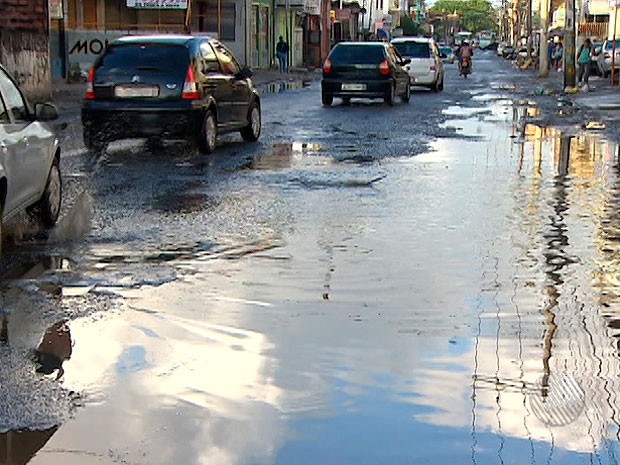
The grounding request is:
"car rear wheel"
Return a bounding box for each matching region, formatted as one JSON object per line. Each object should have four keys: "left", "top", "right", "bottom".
{"left": 402, "top": 83, "right": 411, "bottom": 103}
{"left": 198, "top": 110, "right": 217, "bottom": 154}
{"left": 36, "top": 161, "right": 62, "bottom": 228}
{"left": 0, "top": 204, "right": 3, "bottom": 257}
{"left": 83, "top": 124, "right": 107, "bottom": 154}
{"left": 322, "top": 91, "right": 333, "bottom": 106}
{"left": 240, "top": 101, "right": 261, "bottom": 142}
{"left": 385, "top": 83, "right": 395, "bottom": 105}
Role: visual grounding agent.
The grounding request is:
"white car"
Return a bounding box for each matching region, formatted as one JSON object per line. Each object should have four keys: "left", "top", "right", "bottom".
{"left": 391, "top": 37, "right": 444, "bottom": 92}
{"left": 0, "top": 64, "right": 62, "bottom": 253}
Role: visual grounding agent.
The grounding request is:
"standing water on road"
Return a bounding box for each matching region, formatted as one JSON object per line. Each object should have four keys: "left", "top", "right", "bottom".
{"left": 3, "top": 54, "right": 620, "bottom": 464}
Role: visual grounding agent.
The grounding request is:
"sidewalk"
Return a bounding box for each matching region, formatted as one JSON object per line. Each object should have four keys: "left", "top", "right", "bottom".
{"left": 506, "top": 62, "right": 620, "bottom": 143}
{"left": 49, "top": 67, "right": 321, "bottom": 130}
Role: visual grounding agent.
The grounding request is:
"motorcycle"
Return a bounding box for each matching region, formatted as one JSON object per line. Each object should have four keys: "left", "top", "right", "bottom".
{"left": 460, "top": 57, "right": 471, "bottom": 78}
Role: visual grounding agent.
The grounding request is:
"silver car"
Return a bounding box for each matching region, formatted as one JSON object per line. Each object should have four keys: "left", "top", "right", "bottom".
{"left": 0, "top": 65, "right": 62, "bottom": 253}
{"left": 597, "top": 38, "right": 620, "bottom": 77}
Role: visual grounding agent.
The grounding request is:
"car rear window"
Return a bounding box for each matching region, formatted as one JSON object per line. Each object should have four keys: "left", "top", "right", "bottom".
{"left": 97, "top": 43, "right": 190, "bottom": 72}
{"left": 329, "top": 45, "right": 386, "bottom": 64}
{"left": 604, "top": 39, "right": 620, "bottom": 50}
{"left": 392, "top": 42, "right": 430, "bottom": 58}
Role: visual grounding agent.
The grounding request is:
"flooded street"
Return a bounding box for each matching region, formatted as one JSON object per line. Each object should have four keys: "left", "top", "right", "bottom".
{"left": 3, "top": 52, "right": 620, "bottom": 464}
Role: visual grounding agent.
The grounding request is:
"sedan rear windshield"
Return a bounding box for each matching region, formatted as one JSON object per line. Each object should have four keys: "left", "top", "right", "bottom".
{"left": 392, "top": 42, "right": 430, "bottom": 58}
{"left": 328, "top": 45, "right": 386, "bottom": 64}
{"left": 97, "top": 43, "right": 190, "bottom": 73}
{"left": 604, "top": 39, "right": 620, "bottom": 50}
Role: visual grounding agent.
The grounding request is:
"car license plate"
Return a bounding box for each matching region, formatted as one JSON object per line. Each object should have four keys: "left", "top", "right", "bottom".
{"left": 114, "top": 85, "right": 160, "bottom": 98}
{"left": 341, "top": 83, "right": 366, "bottom": 91}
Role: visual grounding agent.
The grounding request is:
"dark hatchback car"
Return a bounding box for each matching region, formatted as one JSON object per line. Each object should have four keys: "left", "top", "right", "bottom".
{"left": 321, "top": 42, "right": 411, "bottom": 106}
{"left": 82, "top": 34, "right": 261, "bottom": 154}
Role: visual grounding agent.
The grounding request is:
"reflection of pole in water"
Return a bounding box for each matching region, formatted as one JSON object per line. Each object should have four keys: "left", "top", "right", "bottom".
{"left": 0, "top": 312, "right": 7, "bottom": 344}
{"left": 558, "top": 134, "right": 571, "bottom": 176}
{"left": 531, "top": 132, "right": 585, "bottom": 428}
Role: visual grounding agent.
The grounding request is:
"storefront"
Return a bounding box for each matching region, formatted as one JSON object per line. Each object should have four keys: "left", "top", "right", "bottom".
{"left": 53, "top": 0, "right": 246, "bottom": 77}
{"left": 250, "top": 0, "right": 272, "bottom": 68}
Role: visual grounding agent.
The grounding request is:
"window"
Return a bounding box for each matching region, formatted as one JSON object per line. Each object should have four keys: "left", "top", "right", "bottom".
{"left": 197, "top": 1, "right": 236, "bottom": 41}
{"left": 329, "top": 45, "right": 386, "bottom": 64}
{"left": 213, "top": 42, "right": 240, "bottom": 75}
{"left": 0, "top": 96, "right": 9, "bottom": 123}
{"left": 200, "top": 41, "right": 221, "bottom": 73}
{"left": 392, "top": 41, "right": 430, "bottom": 58}
{"left": 0, "top": 70, "right": 29, "bottom": 122}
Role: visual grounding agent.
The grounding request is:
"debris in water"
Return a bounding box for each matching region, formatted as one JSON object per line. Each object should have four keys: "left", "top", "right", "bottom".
{"left": 583, "top": 121, "right": 606, "bottom": 130}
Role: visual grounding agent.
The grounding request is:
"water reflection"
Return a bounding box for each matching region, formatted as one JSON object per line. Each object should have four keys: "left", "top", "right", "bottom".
{"left": 250, "top": 142, "right": 324, "bottom": 170}
{"left": 15, "top": 114, "right": 620, "bottom": 464}
{"left": 34, "top": 321, "right": 72, "bottom": 380}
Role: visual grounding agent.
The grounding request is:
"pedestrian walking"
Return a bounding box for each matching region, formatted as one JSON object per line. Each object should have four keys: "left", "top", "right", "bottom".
{"left": 276, "top": 36, "right": 289, "bottom": 73}
{"left": 577, "top": 38, "right": 593, "bottom": 87}
{"left": 552, "top": 39, "right": 563, "bottom": 71}
{"left": 547, "top": 38, "right": 555, "bottom": 70}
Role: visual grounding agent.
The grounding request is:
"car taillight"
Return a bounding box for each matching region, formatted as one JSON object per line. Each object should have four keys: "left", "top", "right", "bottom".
{"left": 85, "top": 67, "right": 95, "bottom": 99}
{"left": 430, "top": 65, "right": 436, "bottom": 71}
{"left": 379, "top": 60, "right": 390, "bottom": 75}
{"left": 182, "top": 65, "right": 200, "bottom": 99}
{"left": 323, "top": 59, "right": 332, "bottom": 74}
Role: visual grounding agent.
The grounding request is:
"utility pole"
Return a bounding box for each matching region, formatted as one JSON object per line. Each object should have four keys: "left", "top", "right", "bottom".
{"left": 612, "top": 4, "right": 618, "bottom": 86}
{"left": 564, "top": 0, "right": 576, "bottom": 88}
{"left": 527, "top": 0, "right": 532, "bottom": 59}
{"left": 538, "top": 0, "right": 550, "bottom": 75}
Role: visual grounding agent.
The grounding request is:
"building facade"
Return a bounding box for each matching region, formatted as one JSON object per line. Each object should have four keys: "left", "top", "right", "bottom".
{"left": 50, "top": 0, "right": 332, "bottom": 79}
{"left": 0, "top": 0, "right": 51, "bottom": 99}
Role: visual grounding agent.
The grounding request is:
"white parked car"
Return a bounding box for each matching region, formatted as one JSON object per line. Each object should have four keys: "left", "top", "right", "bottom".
{"left": 391, "top": 37, "right": 445, "bottom": 92}
{"left": 0, "top": 64, "right": 62, "bottom": 253}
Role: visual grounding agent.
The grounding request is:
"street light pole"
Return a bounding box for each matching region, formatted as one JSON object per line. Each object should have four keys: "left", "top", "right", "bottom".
{"left": 538, "top": 0, "right": 550, "bottom": 75}
{"left": 563, "top": 0, "right": 576, "bottom": 88}
{"left": 612, "top": 4, "right": 618, "bottom": 86}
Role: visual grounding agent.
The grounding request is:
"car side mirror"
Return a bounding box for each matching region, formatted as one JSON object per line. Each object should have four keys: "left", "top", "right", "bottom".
{"left": 440, "top": 53, "right": 447, "bottom": 58}
{"left": 35, "top": 103, "right": 59, "bottom": 121}
{"left": 237, "top": 66, "right": 253, "bottom": 79}
{"left": 401, "top": 58, "right": 411, "bottom": 65}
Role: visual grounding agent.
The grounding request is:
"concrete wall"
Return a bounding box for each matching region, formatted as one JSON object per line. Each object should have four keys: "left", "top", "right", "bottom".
{"left": 0, "top": 0, "right": 52, "bottom": 100}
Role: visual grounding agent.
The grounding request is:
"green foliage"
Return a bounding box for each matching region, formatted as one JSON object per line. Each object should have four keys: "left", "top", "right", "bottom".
{"left": 401, "top": 15, "right": 420, "bottom": 35}
{"left": 430, "top": 0, "right": 497, "bottom": 34}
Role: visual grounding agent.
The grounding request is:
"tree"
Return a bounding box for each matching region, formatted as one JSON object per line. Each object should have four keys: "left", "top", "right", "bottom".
{"left": 401, "top": 15, "right": 420, "bottom": 36}
{"left": 430, "top": 0, "right": 497, "bottom": 34}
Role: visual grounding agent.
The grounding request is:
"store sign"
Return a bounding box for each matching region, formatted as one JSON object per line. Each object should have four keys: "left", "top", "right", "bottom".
{"left": 304, "top": 0, "right": 320, "bottom": 15}
{"left": 126, "top": 0, "right": 188, "bottom": 8}
{"left": 49, "top": 0, "right": 63, "bottom": 19}
{"left": 335, "top": 8, "right": 351, "bottom": 19}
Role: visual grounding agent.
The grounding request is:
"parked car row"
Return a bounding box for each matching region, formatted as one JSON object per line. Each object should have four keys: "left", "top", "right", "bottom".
{"left": 597, "top": 38, "right": 620, "bottom": 77}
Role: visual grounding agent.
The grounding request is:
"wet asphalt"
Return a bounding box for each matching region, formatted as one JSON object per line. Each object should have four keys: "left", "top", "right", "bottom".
{"left": 3, "top": 51, "right": 620, "bottom": 464}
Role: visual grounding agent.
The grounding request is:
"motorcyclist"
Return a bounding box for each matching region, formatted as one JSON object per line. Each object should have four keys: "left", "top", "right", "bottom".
{"left": 456, "top": 39, "right": 474, "bottom": 75}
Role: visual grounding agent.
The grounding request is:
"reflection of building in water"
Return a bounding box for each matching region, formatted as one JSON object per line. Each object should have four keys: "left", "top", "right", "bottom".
{"left": 593, "top": 145, "right": 620, "bottom": 349}
{"left": 413, "top": 128, "right": 620, "bottom": 457}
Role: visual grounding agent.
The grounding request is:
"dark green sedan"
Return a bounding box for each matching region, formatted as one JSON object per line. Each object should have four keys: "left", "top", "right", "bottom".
{"left": 321, "top": 42, "right": 411, "bottom": 106}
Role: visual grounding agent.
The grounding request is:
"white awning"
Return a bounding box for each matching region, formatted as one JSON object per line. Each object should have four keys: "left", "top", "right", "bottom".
{"left": 586, "top": 0, "right": 611, "bottom": 15}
